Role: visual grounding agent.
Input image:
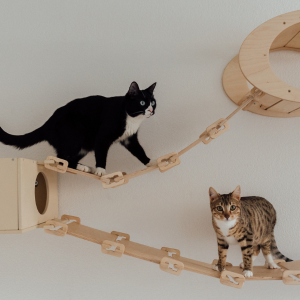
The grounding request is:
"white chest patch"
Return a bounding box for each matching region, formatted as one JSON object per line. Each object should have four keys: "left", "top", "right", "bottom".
{"left": 117, "top": 114, "right": 145, "bottom": 142}
{"left": 215, "top": 218, "right": 238, "bottom": 245}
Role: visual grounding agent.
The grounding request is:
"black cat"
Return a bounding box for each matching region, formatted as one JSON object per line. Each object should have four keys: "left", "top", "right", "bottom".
{"left": 0, "top": 82, "right": 157, "bottom": 176}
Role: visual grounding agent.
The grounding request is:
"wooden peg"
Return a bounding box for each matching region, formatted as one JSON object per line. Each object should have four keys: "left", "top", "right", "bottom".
{"left": 101, "top": 240, "right": 125, "bottom": 257}
{"left": 220, "top": 270, "right": 245, "bottom": 289}
{"left": 44, "top": 156, "right": 68, "bottom": 173}
{"left": 201, "top": 119, "right": 230, "bottom": 145}
{"left": 61, "top": 215, "right": 81, "bottom": 224}
{"left": 101, "top": 172, "right": 125, "bottom": 189}
{"left": 111, "top": 231, "right": 130, "bottom": 241}
{"left": 44, "top": 220, "right": 68, "bottom": 237}
{"left": 157, "top": 152, "right": 181, "bottom": 173}
{"left": 161, "top": 247, "right": 181, "bottom": 257}
{"left": 159, "top": 256, "right": 184, "bottom": 276}
{"left": 282, "top": 270, "right": 300, "bottom": 285}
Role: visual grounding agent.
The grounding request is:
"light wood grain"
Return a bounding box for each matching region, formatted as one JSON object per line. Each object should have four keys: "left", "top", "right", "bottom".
{"left": 239, "top": 10, "right": 300, "bottom": 103}
{"left": 62, "top": 220, "right": 300, "bottom": 285}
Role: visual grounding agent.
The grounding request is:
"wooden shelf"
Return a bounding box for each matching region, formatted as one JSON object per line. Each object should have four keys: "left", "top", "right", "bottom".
{"left": 223, "top": 10, "right": 300, "bottom": 117}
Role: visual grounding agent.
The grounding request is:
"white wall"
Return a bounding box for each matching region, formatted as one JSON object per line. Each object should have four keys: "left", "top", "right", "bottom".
{"left": 0, "top": 1, "right": 300, "bottom": 299}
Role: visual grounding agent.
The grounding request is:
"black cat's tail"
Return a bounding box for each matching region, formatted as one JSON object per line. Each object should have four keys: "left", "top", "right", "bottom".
{"left": 271, "top": 233, "right": 293, "bottom": 262}
{"left": 0, "top": 125, "right": 45, "bottom": 150}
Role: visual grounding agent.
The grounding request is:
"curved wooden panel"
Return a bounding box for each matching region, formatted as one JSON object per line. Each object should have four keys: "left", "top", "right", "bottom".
{"left": 239, "top": 10, "right": 300, "bottom": 103}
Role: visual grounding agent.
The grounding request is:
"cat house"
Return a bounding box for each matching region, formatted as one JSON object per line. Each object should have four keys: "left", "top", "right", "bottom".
{"left": 0, "top": 158, "right": 58, "bottom": 233}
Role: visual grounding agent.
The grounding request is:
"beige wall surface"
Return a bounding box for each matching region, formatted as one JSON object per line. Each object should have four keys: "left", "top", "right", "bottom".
{"left": 0, "top": 0, "right": 300, "bottom": 299}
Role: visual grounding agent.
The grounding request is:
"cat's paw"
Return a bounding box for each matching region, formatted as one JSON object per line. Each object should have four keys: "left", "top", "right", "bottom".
{"left": 94, "top": 167, "right": 106, "bottom": 176}
{"left": 212, "top": 264, "right": 219, "bottom": 271}
{"left": 239, "top": 262, "right": 244, "bottom": 269}
{"left": 76, "top": 164, "right": 94, "bottom": 173}
{"left": 265, "top": 262, "right": 281, "bottom": 269}
{"left": 212, "top": 264, "right": 225, "bottom": 272}
{"left": 146, "top": 159, "right": 157, "bottom": 167}
{"left": 242, "top": 270, "right": 253, "bottom": 278}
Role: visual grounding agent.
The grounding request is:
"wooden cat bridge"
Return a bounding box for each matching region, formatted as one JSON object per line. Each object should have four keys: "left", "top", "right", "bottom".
{"left": 1, "top": 10, "right": 300, "bottom": 289}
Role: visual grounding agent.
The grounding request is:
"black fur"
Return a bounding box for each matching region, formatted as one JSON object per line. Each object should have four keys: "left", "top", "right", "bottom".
{"left": 0, "top": 82, "right": 157, "bottom": 171}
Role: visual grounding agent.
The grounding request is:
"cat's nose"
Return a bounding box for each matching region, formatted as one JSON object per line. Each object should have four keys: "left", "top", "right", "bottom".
{"left": 148, "top": 107, "right": 153, "bottom": 113}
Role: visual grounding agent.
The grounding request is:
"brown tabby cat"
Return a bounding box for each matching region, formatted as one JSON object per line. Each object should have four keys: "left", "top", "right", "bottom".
{"left": 209, "top": 185, "right": 292, "bottom": 277}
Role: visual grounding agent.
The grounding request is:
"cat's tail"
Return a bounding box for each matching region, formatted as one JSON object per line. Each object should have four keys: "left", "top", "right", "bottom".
{"left": 271, "top": 233, "right": 293, "bottom": 262}
{"left": 0, "top": 125, "right": 45, "bottom": 150}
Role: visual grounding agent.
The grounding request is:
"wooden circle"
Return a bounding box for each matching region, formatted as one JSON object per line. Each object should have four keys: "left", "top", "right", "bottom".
{"left": 239, "top": 10, "right": 300, "bottom": 102}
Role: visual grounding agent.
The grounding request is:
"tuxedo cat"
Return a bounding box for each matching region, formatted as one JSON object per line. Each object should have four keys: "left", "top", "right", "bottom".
{"left": 0, "top": 82, "right": 157, "bottom": 176}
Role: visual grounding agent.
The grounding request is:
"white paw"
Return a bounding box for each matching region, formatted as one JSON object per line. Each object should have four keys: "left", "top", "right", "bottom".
{"left": 76, "top": 164, "right": 94, "bottom": 173}
{"left": 212, "top": 264, "right": 219, "bottom": 271}
{"left": 239, "top": 262, "right": 244, "bottom": 269}
{"left": 146, "top": 159, "right": 157, "bottom": 167}
{"left": 242, "top": 270, "right": 253, "bottom": 278}
{"left": 94, "top": 167, "right": 106, "bottom": 176}
{"left": 266, "top": 262, "right": 281, "bottom": 269}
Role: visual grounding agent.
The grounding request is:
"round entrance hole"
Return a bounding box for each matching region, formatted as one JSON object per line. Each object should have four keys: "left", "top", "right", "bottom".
{"left": 35, "top": 172, "right": 48, "bottom": 214}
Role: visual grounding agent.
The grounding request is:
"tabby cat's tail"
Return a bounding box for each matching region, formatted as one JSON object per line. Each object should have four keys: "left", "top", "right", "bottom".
{"left": 0, "top": 125, "right": 45, "bottom": 150}
{"left": 271, "top": 233, "right": 293, "bottom": 262}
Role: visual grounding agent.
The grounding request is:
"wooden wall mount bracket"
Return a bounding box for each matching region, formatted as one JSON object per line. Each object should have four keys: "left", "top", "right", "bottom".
{"left": 111, "top": 231, "right": 130, "bottom": 241}
{"left": 157, "top": 152, "right": 181, "bottom": 173}
{"left": 101, "top": 240, "right": 125, "bottom": 257}
{"left": 200, "top": 118, "right": 230, "bottom": 145}
{"left": 161, "top": 247, "right": 181, "bottom": 258}
{"left": 44, "top": 156, "right": 68, "bottom": 173}
{"left": 282, "top": 270, "right": 300, "bottom": 285}
{"left": 61, "top": 214, "right": 81, "bottom": 225}
{"left": 220, "top": 270, "right": 245, "bottom": 289}
{"left": 44, "top": 220, "right": 68, "bottom": 237}
{"left": 160, "top": 256, "right": 184, "bottom": 276}
{"left": 101, "top": 172, "right": 126, "bottom": 189}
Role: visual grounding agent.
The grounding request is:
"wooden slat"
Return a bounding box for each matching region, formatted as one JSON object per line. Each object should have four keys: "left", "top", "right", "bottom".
{"left": 286, "top": 31, "right": 300, "bottom": 49}
{"left": 258, "top": 94, "right": 281, "bottom": 109}
{"left": 271, "top": 23, "right": 300, "bottom": 49}
{"left": 267, "top": 100, "right": 300, "bottom": 113}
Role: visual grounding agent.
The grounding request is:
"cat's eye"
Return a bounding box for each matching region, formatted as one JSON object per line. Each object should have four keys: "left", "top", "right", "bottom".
{"left": 140, "top": 101, "right": 146, "bottom": 106}
{"left": 217, "top": 206, "right": 223, "bottom": 211}
{"left": 151, "top": 100, "right": 155, "bottom": 106}
{"left": 230, "top": 205, "right": 236, "bottom": 211}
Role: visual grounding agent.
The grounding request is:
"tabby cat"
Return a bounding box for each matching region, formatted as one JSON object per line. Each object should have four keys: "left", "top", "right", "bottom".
{"left": 0, "top": 82, "right": 156, "bottom": 176}
{"left": 209, "top": 185, "right": 292, "bottom": 277}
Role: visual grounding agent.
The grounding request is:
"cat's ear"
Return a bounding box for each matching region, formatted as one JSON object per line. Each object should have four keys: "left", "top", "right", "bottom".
{"left": 232, "top": 185, "right": 241, "bottom": 201}
{"left": 146, "top": 82, "right": 156, "bottom": 95}
{"left": 128, "top": 82, "right": 140, "bottom": 97}
{"left": 209, "top": 187, "right": 219, "bottom": 202}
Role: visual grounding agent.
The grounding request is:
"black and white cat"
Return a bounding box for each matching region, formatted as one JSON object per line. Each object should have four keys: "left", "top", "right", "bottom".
{"left": 0, "top": 82, "right": 157, "bottom": 176}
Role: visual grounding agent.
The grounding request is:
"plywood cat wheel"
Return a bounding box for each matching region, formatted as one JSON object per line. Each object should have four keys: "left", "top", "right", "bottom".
{"left": 223, "top": 10, "right": 300, "bottom": 117}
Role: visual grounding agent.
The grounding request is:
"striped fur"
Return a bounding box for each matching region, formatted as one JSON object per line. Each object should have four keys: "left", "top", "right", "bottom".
{"left": 209, "top": 186, "right": 292, "bottom": 277}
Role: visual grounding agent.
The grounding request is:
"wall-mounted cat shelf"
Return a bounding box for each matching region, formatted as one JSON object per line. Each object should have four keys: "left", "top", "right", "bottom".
{"left": 41, "top": 215, "right": 300, "bottom": 289}
{"left": 37, "top": 91, "right": 257, "bottom": 189}
{"left": 223, "top": 10, "right": 300, "bottom": 117}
